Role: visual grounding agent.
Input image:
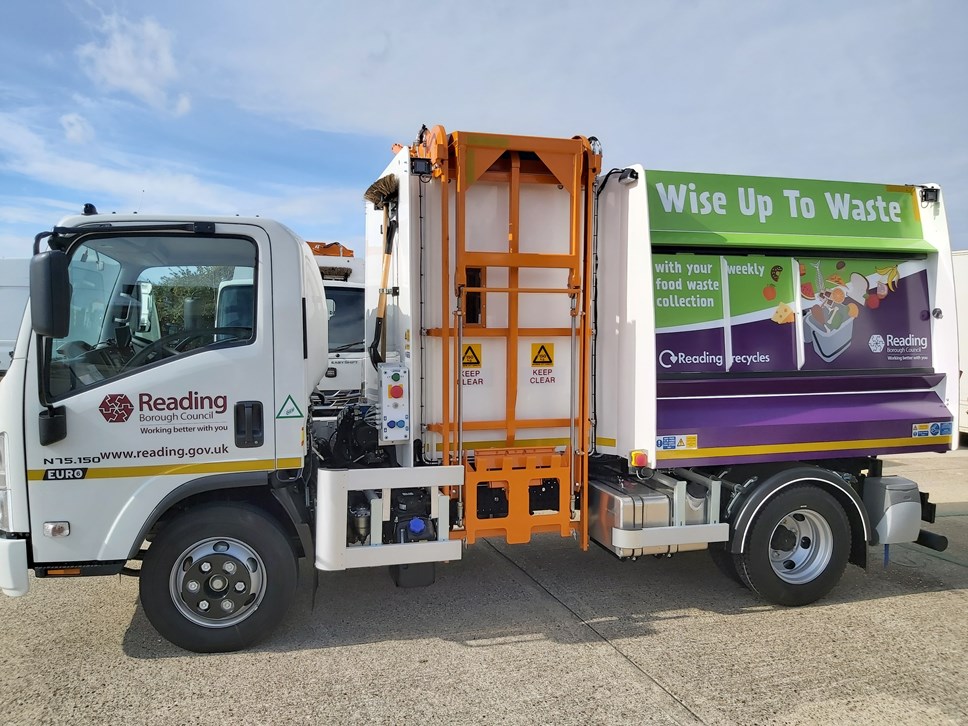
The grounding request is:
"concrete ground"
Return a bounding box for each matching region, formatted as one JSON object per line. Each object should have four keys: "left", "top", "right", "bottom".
{"left": 1, "top": 451, "right": 966, "bottom": 725}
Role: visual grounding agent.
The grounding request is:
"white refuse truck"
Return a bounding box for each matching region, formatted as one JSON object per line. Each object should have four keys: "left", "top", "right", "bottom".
{"left": 0, "top": 126, "right": 954, "bottom": 652}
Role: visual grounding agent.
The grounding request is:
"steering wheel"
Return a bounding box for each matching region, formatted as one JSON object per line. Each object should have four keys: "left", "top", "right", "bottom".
{"left": 56, "top": 340, "right": 95, "bottom": 358}
{"left": 120, "top": 327, "right": 251, "bottom": 371}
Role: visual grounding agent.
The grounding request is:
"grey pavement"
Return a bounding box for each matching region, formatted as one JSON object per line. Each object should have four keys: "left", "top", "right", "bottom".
{"left": 1, "top": 450, "right": 966, "bottom": 725}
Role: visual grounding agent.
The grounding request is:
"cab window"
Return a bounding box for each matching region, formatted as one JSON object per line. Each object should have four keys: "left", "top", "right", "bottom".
{"left": 46, "top": 234, "right": 257, "bottom": 399}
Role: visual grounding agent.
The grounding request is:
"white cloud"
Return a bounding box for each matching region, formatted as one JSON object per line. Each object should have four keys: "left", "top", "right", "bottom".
{"left": 76, "top": 14, "right": 190, "bottom": 115}
{"left": 59, "top": 113, "right": 94, "bottom": 144}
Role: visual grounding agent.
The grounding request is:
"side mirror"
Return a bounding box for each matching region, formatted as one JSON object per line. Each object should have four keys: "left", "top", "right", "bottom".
{"left": 30, "top": 251, "right": 70, "bottom": 338}
{"left": 326, "top": 298, "right": 336, "bottom": 320}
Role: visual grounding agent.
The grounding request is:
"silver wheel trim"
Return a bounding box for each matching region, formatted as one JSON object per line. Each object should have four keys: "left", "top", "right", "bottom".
{"left": 169, "top": 537, "right": 267, "bottom": 628}
{"left": 768, "top": 508, "right": 834, "bottom": 585}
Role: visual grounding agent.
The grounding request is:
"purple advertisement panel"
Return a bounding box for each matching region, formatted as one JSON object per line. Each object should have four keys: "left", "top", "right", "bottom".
{"left": 800, "top": 260, "right": 931, "bottom": 370}
{"left": 729, "top": 318, "right": 799, "bottom": 372}
{"left": 656, "top": 327, "right": 727, "bottom": 373}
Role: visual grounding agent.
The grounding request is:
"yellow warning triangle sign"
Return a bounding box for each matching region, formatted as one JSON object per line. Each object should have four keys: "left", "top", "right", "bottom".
{"left": 462, "top": 344, "right": 481, "bottom": 367}
{"left": 531, "top": 344, "right": 554, "bottom": 366}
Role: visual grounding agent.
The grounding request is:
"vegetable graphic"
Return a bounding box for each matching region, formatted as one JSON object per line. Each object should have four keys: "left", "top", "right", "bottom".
{"left": 763, "top": 284, "right": 777, "bottom": 301}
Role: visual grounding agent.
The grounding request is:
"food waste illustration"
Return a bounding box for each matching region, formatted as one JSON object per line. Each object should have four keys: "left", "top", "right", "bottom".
{"left": 652, "top": 253, "right": 930, "bottom": 373}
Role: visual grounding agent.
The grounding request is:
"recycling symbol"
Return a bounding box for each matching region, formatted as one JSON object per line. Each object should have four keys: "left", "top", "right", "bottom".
{"left": 99, "top": 393, "right": 134, "bottom": 423}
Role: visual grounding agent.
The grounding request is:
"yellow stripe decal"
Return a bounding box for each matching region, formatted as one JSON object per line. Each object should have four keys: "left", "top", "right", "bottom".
{"left": 28, "top": 458, "right": 296, "bottom": 481}
{"left": 433, "top": 437, "right": 617, "bottom": 452}
{"left": 656, "top": 436, "right": 950, "bottom": 460}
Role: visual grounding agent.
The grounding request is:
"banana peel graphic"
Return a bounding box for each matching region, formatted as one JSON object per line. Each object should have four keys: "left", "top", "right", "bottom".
{"left": 875, "top": 265, "right": 900, "bottom": 291}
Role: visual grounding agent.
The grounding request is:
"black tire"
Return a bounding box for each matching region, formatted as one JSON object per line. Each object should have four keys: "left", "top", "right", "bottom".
{"left": 140, "top": 503, "right": 297, "bottom": 652}
{"left": 734, "top": 484, "right": 850, "bottom": 607}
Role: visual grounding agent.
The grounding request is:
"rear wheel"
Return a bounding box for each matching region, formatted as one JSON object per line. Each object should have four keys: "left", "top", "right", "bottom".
{"left": 735, "top": 484, "right": 850, "bottom": 606}
{"left": 140, "top": 503, "right": 297, "bottom": 652}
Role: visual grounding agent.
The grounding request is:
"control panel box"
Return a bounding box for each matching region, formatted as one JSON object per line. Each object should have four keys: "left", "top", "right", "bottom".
{"left": 378, "top": 362, "right": 410, "bottom": 444}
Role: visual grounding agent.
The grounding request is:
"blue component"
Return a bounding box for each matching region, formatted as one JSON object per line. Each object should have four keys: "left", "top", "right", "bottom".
{"left": 409, "top": 518, "right": 426, "bottom": 534}
{"left": 397, "top": 419, "right": 406, "bottom": 428}
{"left": 387, "top": 420, "right": 396, "bottom": 429}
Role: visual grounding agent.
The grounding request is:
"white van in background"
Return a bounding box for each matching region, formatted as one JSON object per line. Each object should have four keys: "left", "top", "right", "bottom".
{"left": 0, "top": 259, "right": 30, "bottom": 376}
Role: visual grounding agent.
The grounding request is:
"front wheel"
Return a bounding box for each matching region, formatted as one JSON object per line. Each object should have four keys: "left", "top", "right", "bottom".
{"left": 734, "top": 484, "right": 850, "bottom": 606}
{"left": 140, "top": 503, "right": 297, "bottom": 652}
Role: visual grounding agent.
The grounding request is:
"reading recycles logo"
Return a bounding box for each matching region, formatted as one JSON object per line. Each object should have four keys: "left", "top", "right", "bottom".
{"left": 99, "top": 393, "right": 134, "bottom": 423}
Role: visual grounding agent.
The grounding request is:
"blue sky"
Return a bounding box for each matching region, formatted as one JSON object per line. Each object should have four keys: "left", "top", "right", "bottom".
{"left": 1, "top": 1, "right": 966, "bottom": 259}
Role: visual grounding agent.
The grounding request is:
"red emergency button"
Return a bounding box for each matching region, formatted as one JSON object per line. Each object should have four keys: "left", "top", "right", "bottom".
{"left": 389, "top": 384, "right": 404, "bottom": 399}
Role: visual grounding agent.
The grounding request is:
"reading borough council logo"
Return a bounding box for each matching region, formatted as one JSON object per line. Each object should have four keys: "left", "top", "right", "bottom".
{"left": 99, "top": 393, "right": 134, "bottom": 423}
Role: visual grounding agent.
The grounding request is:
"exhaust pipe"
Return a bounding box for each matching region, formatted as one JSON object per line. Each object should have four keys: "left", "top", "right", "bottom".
{"left": 915, "top": 529, "right": 948, "bottom": 552}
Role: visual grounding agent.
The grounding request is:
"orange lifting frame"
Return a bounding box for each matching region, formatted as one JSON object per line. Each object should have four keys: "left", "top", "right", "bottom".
{"left": 413, "top": 127, "right": 601, "bottom": 548}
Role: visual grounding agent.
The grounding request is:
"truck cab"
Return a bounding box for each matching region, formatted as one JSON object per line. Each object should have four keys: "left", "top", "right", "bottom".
{"left": 0, "top": 217, "right": 329, "bottom": 647}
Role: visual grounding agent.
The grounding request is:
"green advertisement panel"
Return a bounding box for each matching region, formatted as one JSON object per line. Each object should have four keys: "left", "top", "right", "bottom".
{"left": 645, "top": 171, "right": 928, "bottom": 252}
{"left": 725, "top": 256, "right": 798, "bottom": 372}
{"left": 653, "top": 253, "right": 724, "bottom": 328}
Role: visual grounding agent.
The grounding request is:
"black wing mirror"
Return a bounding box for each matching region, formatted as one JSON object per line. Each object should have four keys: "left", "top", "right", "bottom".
{"left": 30, "top": 251, "right": 71, "bottom": 338}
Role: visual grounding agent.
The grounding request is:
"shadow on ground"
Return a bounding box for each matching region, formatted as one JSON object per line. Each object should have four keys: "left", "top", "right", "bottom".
{"left": 122, "top": 507, "right": 968, "bottom": 659}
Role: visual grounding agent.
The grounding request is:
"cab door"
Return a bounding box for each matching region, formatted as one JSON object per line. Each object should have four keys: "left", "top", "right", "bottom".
{"left": 24, "top": 223, "right": 276, "bottom": 565}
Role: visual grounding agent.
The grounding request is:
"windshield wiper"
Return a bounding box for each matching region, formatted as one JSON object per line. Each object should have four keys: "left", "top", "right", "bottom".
{"left": 331, "top": 340, "right": 365, "bottom": 353}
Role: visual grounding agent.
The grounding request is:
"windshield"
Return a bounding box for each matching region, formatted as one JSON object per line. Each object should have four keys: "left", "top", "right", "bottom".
{"left": 327, "top": 286, "right": 363, "bottom": 352}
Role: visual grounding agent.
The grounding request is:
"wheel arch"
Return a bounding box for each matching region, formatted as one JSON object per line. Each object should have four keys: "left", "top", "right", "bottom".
{"left": 126, "top": 472, "right": 312, "bottom": 560}
{"left": 728, "top": 465, "right": 871, "bottom": 568}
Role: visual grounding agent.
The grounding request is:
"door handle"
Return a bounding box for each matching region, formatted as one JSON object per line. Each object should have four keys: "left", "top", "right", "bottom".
{"left": 234, "top": 401, "right": 264, "bottom": 448}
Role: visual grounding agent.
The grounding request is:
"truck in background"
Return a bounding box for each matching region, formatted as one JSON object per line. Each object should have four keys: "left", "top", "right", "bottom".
{"left": 953, "top": 250, "right": 968, "bottom": 435}
{"left": 0, "top": 126, "right": 954, "bottom": 653}
{"left": 212, "top": 241, "right": 365, "bottom": 416}
{"left": 0, "top": 259, "right": 30, "bottom": 376}
{"left": 307, "top": 242, "right": 365, "bottom": 416}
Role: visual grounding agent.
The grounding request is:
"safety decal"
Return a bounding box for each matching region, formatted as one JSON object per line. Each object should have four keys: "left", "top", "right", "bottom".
{"left": 276, "top": 395, "right": 304, "bottom": 419}
{"left": 462, "top": 344, "right": 482, "bottom": 368}
{"left": 656, "top": 434, "right": 698, "bottom": 451}
{"left": 531, "top": 343, "right": 554, "bottom": 366}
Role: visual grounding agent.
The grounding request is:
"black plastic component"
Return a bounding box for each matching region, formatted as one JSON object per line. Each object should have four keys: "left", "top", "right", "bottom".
{"left": 34, "top": 561, "right": 125, "bottom": 578}
{"left": 915, "top": 529, "right": 948, "bottom": 552}
{"left": 529, "top": 478, "right": 560, "bottom": 514}
{"left": 384, "top": 488, "right": 435, "bottom": 545}
{"left": 390, "top": 562, "right": 435, "bottom": 588}
{"left": 30, "top": 251, "right": 70, "bottom": 338}
{"left": 234, "top": 401, "right": 264, "bottom": 448}
{"left": 477, "top": 483, "right": 509, "bottom": 519}
{"left": 193, "top": 221, "right": 216, "bottom": 234}
{"left": 411, "top": 157, "right": 433, "bottom": 176}
{"left": 391, "top": 488, "right": 431, "bottom": 518}
{"left": 38, "top": 406, "right": 67, "bottom": 445}
{"left": 920, "top": 491, "right": 937, "bottom": 523}
{"left": 392, "top": 516, "right": 436, "bottom": 544}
